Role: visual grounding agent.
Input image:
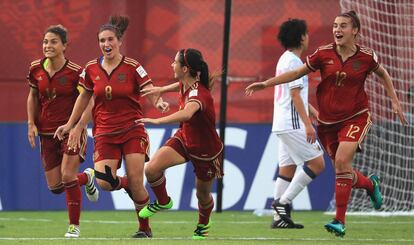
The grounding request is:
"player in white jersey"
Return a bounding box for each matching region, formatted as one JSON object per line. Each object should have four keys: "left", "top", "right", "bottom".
{"left": 270, "top": 19, "right": 325, "bottom": 229}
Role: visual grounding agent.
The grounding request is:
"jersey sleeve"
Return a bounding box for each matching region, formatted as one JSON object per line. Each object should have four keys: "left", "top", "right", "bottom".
{"left": 134, "top": 63, "right": 152, "bottom": 89}
{"left": 78, "top": 68, "right": 94, "bottom": 92}
{"left": 27, "top": 70, "right": 37, "bottom": 89}
{"left": 369, "top": 50, "right": 380, "bottom": 73}
{"left": 187, "top": 88, "right": 206, "bottom": 111}
{"left": 287, "top": 58, "right": 305, "bottom": 89}
{"left": 27, "top": 60, "right": 41, "bottom": 89}
{"left": 306, "top": 48, "right": 322, "bottom": 72}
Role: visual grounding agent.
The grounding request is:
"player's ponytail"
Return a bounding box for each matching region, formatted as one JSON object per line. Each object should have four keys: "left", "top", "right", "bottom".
{"left": 179, "top": 48, "right": 218, "bottom": 90}
{"left": 98, "top": 15, "right": 130, "bottom": 40}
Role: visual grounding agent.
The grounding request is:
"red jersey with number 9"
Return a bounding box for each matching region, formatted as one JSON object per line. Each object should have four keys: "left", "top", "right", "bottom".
{"left": 306, "top": 43, "right": 379, "bottom": 124}
{"left": 175, "top": 82, "right": 223, "bottom": 160}
{"left": 27, "top": 58, "right": 82, "bottom": 135}
{"left": 79, "top": 56, "right": 152, "bottom": 137}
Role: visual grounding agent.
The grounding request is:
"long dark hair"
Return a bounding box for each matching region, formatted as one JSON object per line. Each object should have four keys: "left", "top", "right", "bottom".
{"left": 178, "top": 48, "right": 217, "bottom": 90}
{"left": 98, "top": 15, "right": 129, "bottom": 40}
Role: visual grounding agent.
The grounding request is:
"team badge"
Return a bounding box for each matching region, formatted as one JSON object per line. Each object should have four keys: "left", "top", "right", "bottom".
{"left": 37, "top": 76, "right": 43, "bottom": 81}
{"left": 352, "top": 60, "right": 361, "bottom": 71}
{"left": 118, "top": 73, "right": 126, "bottom": 82}
{"left": 59, "top": 76, "right": 67, "bottom": 85}
{"left": 95, "top": 75, "right": 101, "bottom": 81}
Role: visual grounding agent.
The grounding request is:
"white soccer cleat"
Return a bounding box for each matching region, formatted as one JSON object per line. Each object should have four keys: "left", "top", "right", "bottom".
{"left": 83, "top": 168, "right": 99, "bottom": 202}
{"left": 64, "top": 224, "right": 80, "bottom": 238}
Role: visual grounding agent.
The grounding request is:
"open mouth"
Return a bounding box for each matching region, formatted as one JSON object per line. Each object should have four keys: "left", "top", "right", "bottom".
{"left": 104, "top": 47, "right": 112, "bottom": 54}
{"left": 335, "top": 33, "right": 344, "bottom": 41}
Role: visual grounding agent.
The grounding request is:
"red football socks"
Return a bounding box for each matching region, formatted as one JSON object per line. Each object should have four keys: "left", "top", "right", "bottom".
{"left": 335, "top": 172, "right": 353, "bottom": 224}
{"left": 64, "top": 180, "right": 81, "bottom": 225}
{"left": 352, "top": 170, "right": 374, "bottom": 193}
{"left": 149, "top": 174, "right": 169, "bottom": 205}
{"left": 198, "top": 197, "right": 214, "bottom": 225}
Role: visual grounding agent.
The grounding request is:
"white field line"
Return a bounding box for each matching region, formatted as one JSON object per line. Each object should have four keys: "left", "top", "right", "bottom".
{"left": 0, "top": 237, "right": 413, "bottom": 242}
{"left": 1, "top": 217, "right": 414, "bottom": 225}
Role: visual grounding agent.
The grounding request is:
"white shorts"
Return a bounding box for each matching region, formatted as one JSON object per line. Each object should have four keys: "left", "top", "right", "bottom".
{"left": 276, "top": 130, "right": 323, "bottom": 167}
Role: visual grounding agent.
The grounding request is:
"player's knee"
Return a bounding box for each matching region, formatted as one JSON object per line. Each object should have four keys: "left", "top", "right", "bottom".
{"left": 144, "top": 163, "right": 159, "bottom": 179}
{"left": 196, "top": 189, "right": 210, "bottom": 202}
{"left": 95, "top": 165, "right": 119, "bottom": 191}
{"left": 48, "top": 183, "right": 64, "bottom": 194}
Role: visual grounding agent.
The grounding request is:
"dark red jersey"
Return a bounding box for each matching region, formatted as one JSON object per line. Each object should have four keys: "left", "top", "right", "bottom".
{"left": 306, "top": 43, "right": 379, "bottom": 123}
{"left": 27, "top": 58, "right": 82, "bottom": 134}
{"left": 174, "top": 82, "right": 223, "bottom": 160}
{"left": 79, "top": 56, "right": 152, "bottom": 137}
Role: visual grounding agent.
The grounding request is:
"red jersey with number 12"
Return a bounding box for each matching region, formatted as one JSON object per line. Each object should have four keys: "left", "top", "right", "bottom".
{"left": 79, "top": 56, "right": 152, "bottom": 137}
{"left": 175, "top": 82, "right": 223, "bottom": 160}
{"left": 306, "top": 43, "right": 379, "bottom": 123}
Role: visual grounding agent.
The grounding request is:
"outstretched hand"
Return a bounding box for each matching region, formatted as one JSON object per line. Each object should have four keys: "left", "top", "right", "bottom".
{"left": 141, "top": 86, "right": 162, "bottom": 98}
{"left": 392, "top": 100, "right": 408, "bottom": 125}
{"left": 54, "top": 124, "right": 71, "bottom": 140}
{"left": 135, "top": 118, "right": 161, "bottom": 125}
{"left": 245, "top": 82, "right": 266, "bottom": 96}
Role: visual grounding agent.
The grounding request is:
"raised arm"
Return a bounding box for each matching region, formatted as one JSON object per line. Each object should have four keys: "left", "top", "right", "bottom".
{"left": 374, "top": 65, "right": 408, "bottom": 125}
{"left": 141, "top": 82, "right": 180, "bottom": 97}
{"left": 245, "top": 64, "right": 311, "bottom": 95}
{"left": 142, "top": 83, "right": 170, "bottom": 113}
{"left": 136, "top": 101, "right": 200, "bottom": 125}
{"left": 27, "top": 87, "right": 39, "bottom": 148}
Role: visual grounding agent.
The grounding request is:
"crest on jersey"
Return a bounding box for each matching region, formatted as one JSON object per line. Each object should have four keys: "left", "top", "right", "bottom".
{"left": 95, "top": 75, "right": 100, "bottom": 81}
{"left": 136, "top": 66, "right": 147, "bottom": 78}
{"left": 37, "top": 76, "right": 43, "bottom": 81}
{"left": 59, "top": 76, "right": 67, "bottom": 85}
{"left": 118, "top": 73, "right": 126, "bottom": 82}
{"left": 352, "top": 60, "right": 361, "bottom": 71}
{"left": 189, "top": 89, "right": 198, "bottom": 98}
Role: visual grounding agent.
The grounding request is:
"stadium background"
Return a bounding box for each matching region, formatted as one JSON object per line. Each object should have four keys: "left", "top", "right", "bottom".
{"left": 0, "top": 0, "right": 410, "bottom": 212}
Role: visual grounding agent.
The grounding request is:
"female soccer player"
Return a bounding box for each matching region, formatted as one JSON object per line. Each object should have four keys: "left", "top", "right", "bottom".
{"left": 55, "top": 15, "right": 168, "bottom": 238}
{"left": 268, "top": 19, "right": 325, "bottom": 229}
{"left": 246, "top": 11, "right": 407, "bottom": 237}
{"left": 136, "top": 48, "right": 223, "bottom": 240}
{"left": 27, "top": 25, "right": 99, "bottom": 238}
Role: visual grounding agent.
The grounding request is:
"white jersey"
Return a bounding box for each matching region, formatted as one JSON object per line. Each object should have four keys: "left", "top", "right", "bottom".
{"left": 272, "top": 50, "right": 309, "bottom": 133}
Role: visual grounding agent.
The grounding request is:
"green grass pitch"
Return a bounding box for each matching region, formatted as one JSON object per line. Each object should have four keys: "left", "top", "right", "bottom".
{"left": 0, "top": 211, "right": 413, "bottom": 244}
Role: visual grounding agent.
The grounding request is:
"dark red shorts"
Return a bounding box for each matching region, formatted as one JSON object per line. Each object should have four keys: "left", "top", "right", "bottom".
{"left": 39, "top": 130, "right": 87, "bottom": 171}
{"left": 317, "top": 112, "right": 372, "bottom": 159}
{"left": 93, "top": 127, "right": 149, "bottom": 167}
{"left": 165, "top": 137, "right": 223, "bottom": 181}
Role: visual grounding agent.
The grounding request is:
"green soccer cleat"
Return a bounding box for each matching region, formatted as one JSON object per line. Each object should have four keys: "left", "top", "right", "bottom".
{"left": 192, "top": 220, "right": 212, "bottom": 240}
{"left": 368, "top": 174, "right": 383, "bottom": 210}
{"left": 64, "top": 224, "right": 80, "bottom": 238}
{"left": 138, "top": 198, "right": 173, "bottom": 218}
{"left": 324, "top": 219, "right": 345, "bottom": 237}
